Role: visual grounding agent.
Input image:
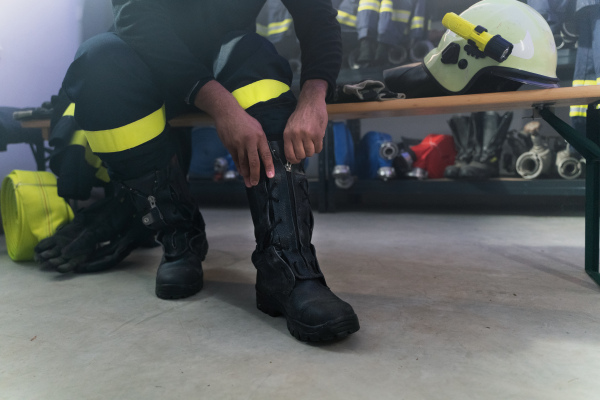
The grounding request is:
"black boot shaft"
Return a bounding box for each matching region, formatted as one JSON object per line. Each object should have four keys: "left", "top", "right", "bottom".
{"left": 118, "top": 156, "right": 208, "bottom": 294}
{"left": 123, "top": 156, "right": 198, "bottom": 232}
{"left": 246, "top": 141, "right": 359, "bottom": 341}
{"left": 246, "top": 141, "right": 323, "bottom": 286}
{"left": 473, "top": 111, "right": 513, "bottom": 164}
{"left": 458, "top": 111, "right": 513, "bottom": 179}
{"left": 448, "top": 115, "right": 474, "bottom": 163}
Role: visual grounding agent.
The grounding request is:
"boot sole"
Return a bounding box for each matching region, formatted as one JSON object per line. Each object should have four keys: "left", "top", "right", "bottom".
{"left": 256, "top": 290, "right": 360, "bottom": 342}
{"left": 156, "top": 281, "right": 203, "bottom": 300}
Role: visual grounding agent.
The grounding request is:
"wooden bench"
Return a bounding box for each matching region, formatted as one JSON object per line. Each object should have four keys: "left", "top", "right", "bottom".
{"left": 20, "top": 85, "right": 600, "bottom": 286}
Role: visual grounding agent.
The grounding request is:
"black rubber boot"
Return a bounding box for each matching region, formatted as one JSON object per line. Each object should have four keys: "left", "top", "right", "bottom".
{"left": 122, "top": 156, "right": 208, "bottom": 299}
{"left": 356, "top": 37, "right": 377, "bottom": 67}
{"left": 374, "top": 42, "right": 391, "bottom": 67}
{"left": 458, "top": 111, "right": 513, "bottom": 179}
{"left": 444, "top": 115, "right": 474, "bottom": 178}
{"left": 246, "top": 141, "right": 360, "bottom": 342}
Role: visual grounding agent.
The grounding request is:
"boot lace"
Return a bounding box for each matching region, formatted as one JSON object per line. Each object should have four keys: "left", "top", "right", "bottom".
{"left": 261, "top": 181, "right": 284, "bottom": 250}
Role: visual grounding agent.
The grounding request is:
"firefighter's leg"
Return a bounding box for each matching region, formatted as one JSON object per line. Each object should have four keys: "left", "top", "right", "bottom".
{"left": 376, "top": 0, "right": 412, "bottom": 64}
{"left": 570, "top": 8, "right": 596, "bottom": 136}
{"left": 62, "top": 32, "right": 208, "bottom": 299}
{"left": 214, "top": 33, "right": 360, "bottom": 342}
{"left": 355, "top": 0, "right": 381, "bottom": 65}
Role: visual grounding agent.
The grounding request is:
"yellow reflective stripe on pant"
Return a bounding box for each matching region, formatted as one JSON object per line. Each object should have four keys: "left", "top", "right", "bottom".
{"left": 63, "top": 102, "right": 76, "bottom": 117}
{"left": 63, "top": 103, "right": 110, "bottom": 182}
{"left": 570, "top": 80, "right": 600, "bottom": 118}
{"left": 256, "top": 18, "right": 293, "bottom": 37}
{"left": 337, "top": 10, "right": 357, "bottom": 28}
{"left": 380, "top": 1, "right": 410, "bottom": 23}
{"left": 411, "top": 15, "right": 424, "bottom": 30}
{"left": 391, "top": 9, "right": 411, "bottom": 23}
{"left": 69, "top": 130, "right": 110, "bottom": 183}
{"left": 358, "top": 0, "right": 381, "bottom": 13}
{"left": 85, "top": 105, "right": 166, "bottom": 153}
{"left": 232, "top": 79, "right": 291, "bottom": 110}
{"left": 1, "top": 170, "right": 74, "bottom": 261}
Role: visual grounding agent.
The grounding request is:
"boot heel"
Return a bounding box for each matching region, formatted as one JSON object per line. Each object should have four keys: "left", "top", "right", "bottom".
{"left": 256, "top": 290, "right": 283, "bottom": 317}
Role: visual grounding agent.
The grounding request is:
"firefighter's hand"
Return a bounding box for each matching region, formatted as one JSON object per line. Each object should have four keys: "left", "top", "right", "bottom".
{"left": 283, "top": 79, "right": 329, "bottom": 164}
{"left": 194, "top": 80, "right": 275, "bottom": 187}
{"left": 214, "top": 107, "right": 274, "bottom": 188}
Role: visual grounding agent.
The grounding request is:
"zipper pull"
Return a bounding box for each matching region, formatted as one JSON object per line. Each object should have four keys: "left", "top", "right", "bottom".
{"left": 142, "top": 195, "right": 161, "bottom": 227}
{"left": 285, "top": 161, "right": 292, "bottom": 172}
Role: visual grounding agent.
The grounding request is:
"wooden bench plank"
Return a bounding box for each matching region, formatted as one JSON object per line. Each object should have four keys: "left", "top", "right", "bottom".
{"left": 326, "top": 86, "right": 600, "bottom": 120}
{"left": 20, "top": 86, "right": 600, "bottom": 140}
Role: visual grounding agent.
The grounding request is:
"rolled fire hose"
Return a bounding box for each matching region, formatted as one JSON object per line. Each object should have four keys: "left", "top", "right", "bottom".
{"left": 554, "top": 34, "right": 565, "bottom": 51}
{"left": 1, "top": 170, "right": 73, "bottom": 261}
{"left": 409, "top": 40, "right": 435, "bottom": 63}
{"left": 561, "top": 21, "right": 578, "bottom": 48}
{"left": 515, "top": 135, "right": 553, "bottom": 180}
{"left": 388, "top": 45, "right": 408, "bottom": 66}
{"left": 555, "top": 148, "right": 583, "bottom": 180}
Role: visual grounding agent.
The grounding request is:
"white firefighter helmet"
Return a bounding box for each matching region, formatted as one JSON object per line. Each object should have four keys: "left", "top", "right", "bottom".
{"left": 384, "top": 0, "right": 559, "bottom": 98}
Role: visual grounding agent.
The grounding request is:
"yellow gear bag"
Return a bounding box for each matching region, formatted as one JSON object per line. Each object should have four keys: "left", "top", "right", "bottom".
{"left": 1, "top": 170, "right": 74, "bottom": 261}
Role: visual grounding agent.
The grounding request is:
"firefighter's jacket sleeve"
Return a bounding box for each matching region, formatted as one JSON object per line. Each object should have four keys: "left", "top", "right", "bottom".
{"left": 112, "top": 0, "right": 342, "bottom": 104}
{"left": 282, "top": 0, "right": 342, "bottom": 101}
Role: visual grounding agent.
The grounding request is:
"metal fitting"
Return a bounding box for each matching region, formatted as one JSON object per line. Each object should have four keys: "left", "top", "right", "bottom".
{"left": 377, "top": 166, "right": 397, "bottom": 181}
{"left": 379, "top": 141, "right": 399, "bottom": 160}
{"left": 555, "top": 148, "right": 583, "bottom": 180}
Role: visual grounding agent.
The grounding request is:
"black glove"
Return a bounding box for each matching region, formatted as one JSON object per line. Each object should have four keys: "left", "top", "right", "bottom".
{"left": 34, "top": 189, "right": 154, "bottom": 273}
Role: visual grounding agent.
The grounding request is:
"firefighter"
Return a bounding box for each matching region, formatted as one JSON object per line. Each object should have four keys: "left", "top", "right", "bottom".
{"left": 54, "top": 0, "right": 359, "bottom": 343}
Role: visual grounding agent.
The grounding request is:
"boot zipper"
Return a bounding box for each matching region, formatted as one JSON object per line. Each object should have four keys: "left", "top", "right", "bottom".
{"left": 285, "top": 162, "right": 309, "bottom": 266}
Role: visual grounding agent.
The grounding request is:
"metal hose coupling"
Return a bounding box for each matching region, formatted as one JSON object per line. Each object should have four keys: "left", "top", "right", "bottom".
{"left": 332, "top": 165, "right": 354, "bottom": 189}
{"left": 515, "top": 123, "right": 553, "bottom": 180}
{"left": 377, "top": 166, "right": 397, "bottom": 181}
{"left": 379, "top": 141, "right": 399, "bottom": 160}
{"left": 214, "top": 157, "right": 239, "bottom": 181}
{"left": 214, "top": 157, "right": 229, "bottom": 175}
{"left": 555, "top": 148, "right": 583, "bottom": 180}
{"left": 409, "top": 40, "right": 435, "bottom": 63}
{"left": 388, "top": 45, "right": 408, "bottom": 66}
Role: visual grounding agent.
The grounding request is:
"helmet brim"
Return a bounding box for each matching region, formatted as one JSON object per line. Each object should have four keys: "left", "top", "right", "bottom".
{"left": 383, "top": 62, "right": 560, "bottom": 99}
{"left": 488, "top": 67, "right": 560, "bottom": 89}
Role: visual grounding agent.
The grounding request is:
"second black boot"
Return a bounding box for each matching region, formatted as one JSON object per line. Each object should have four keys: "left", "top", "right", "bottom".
{"left": 122, "top": 156, "right": 208, "bottom": 299}
{"left": 458, "top": 111, "right": 513, "bottom": 179}
{"left": 444, "top": 115, "right": 474, "bottom": 178}
{"left": 246, "top": 141, "right": 360, "bottom": 342}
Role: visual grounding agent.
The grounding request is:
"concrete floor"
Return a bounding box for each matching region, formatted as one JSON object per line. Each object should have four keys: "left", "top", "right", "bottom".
{"left": 1, "top": 206, "right": 599, "bottom": 399}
